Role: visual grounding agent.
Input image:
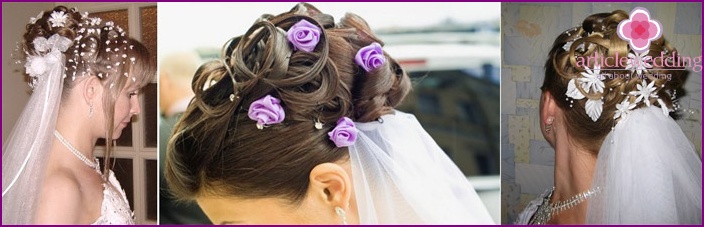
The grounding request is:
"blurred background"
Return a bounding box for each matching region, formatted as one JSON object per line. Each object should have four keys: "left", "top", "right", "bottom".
{"left": 158, "top": 2, "right": 500, "bottom": 223}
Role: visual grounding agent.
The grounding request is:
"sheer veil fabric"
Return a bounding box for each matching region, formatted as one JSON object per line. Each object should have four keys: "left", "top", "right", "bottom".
{"left": 349, "top": 110, "right": 495, "bottom": 224}
{"left": 587, "top": 106, "right": 702, "bottom": 224}
{"left": 2, "top": 53, "right": 64, "bottom": 224}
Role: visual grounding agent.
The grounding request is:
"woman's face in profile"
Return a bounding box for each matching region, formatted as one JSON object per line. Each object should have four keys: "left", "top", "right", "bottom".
{"left": 111, "top": 81, "right": 141, "bottom": 139}
{"left": 196, "top": 195, "right": 338, "bottom": 224}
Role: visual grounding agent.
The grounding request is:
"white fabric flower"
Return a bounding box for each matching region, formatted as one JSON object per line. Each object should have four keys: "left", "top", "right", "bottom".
{"left": 656, "top": 98, "right": 671, "bottom": 116}
{"left": 33, "top": 34, "right": 72, "bottom": 53}
{"left": 25, "top": 56, "right": 47, "bottom": 76}
{"left": 47, "top": 34, "right": 72, "bottom": 52}
{"left": 586, "top": 99, "right": 603, "bottom": 122}
{"left": 24, "top": 34, "right": 72, "bottom": 79}
{"left": 49, "top": 11, "right": 68, "bottom": 28}
{"left": 33, "top": 37, "right": 50, "bottom": 52}
{"left": 566, "top": 78, "right": 586, "bottom": 99}
{"left": 29, "top": 11, "right": 43, "bottom": 24}
{"left": 562, "top": 40, "right": 586, "bottom": 52}
{"left": 626, "top": 51, "right": 652, "bottom": 76}
{"left": 614, "top": 99, "right": 636, "bottom": 120}
{"left": 562, "top": 41, "right": 572, "bottom": 51}
{"left": 579, "top": 63, "right": 605, "bottom": 93}
{"left": 629, "top": 80, "right": 658, "bottom": 106}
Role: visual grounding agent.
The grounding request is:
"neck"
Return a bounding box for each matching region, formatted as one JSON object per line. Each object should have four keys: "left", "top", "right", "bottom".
{"left": 54, "top": 108, "right": 98, "bottom": 165}
{"left": 551, "top": 131, "right": 597, "bottom": 224}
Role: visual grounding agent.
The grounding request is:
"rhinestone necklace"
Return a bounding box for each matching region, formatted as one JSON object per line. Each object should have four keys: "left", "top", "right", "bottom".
{"left": 54, "top": 130, "right": 100, "bottom": 171}
{"left": 529, "top": 187, "right": 601, "bottom": 224}
{"left": 551, "top": 187, "right": 601, "bottom": 213}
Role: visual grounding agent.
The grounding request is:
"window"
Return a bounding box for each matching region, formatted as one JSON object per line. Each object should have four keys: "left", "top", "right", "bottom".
{"left": 397, "top": 69, "right": 499, "bottom": 176}
{"left": 459, "top": 102, "right": 481, "bottom": 124}
{"left": 417, "top": 93, "right": 441, "bottom": 115}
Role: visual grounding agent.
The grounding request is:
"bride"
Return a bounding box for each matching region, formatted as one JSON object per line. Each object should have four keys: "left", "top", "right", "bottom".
{"left": 516, "top": 10, "right": 701, "bottom": 224}
{"left": 2, "top": 6, "right": 155, "bottom": 224}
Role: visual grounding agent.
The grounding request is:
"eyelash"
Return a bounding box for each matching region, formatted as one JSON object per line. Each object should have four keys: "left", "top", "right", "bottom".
{"left": 129, "top": 91, "right": 138, "bottom": 97}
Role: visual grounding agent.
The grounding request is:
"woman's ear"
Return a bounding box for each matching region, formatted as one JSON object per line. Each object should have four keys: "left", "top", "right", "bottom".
{"left": 540, "top": 91, "right": 559, "bottom": 143}
{"left": 308, "top": 162, "right": 352, "bottom": 208}
{"left": 81, "top": 76, "right": 102, "bottom": 105}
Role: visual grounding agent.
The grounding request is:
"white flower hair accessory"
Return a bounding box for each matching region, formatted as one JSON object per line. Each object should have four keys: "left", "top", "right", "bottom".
{"left": 24, "top": 34, "right": 72, "bottom": 89}
{"left": 614, "top": 99, "right": 636, "bottom": 120}
{"left": 626, "top": 50, "right": 653, "bottom": 76}
{"left": 629, "top": 79, "right": 657, "bottom": 106}
{"left": 29, "top": 11, "right": 43, "bottom": 24}
{"left": 565, "top": 63, "right": 605, "bottom": 122}
{"left": 565, "top": 57, "right": 673, "bottom": 122}
{"left": 49, "top": 11, "right": 68, "bottom": 28}
{"left": 621, "top": 78, "right": 671, "bottom": 116}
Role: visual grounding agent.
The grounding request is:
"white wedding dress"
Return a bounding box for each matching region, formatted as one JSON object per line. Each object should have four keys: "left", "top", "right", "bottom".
{"left": 93, "top": 170, "right": 135, "bottom": 225}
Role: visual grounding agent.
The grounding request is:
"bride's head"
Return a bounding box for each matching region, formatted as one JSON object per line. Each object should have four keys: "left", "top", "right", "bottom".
{"left": 164, "top": 3, "right": 410, "bottom": 224}
{"left": 22, "top": 6, "right": 155, "bottom": 167}
{"left": 539, "top": 10, "right": 684, "bottom": 154}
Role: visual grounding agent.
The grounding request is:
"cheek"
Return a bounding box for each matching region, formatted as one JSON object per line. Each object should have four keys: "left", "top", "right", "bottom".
{"left": 114, "top": 97, "right": 131, "bottom": 120}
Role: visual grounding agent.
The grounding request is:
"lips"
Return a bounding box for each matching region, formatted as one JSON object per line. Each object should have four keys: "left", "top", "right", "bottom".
{"left": 120, "top": 120, "right": 131, "bottom": 127}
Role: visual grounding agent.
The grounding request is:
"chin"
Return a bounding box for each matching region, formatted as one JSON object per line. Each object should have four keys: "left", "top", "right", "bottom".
{"left": 112, "top": 128, "right": 125, "bottom": 139}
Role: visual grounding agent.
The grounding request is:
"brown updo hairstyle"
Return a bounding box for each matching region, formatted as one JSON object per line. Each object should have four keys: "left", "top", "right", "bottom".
{"left": 23, "top": 6, "right": 155, "bottom": 177}
{"left": 542, "top": 10, "right": 685, "bottom": 154}
{"left": 165, "top": 3, "right": 411, "bottom": 204}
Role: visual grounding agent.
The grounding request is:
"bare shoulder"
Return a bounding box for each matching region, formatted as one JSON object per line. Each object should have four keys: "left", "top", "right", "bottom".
{"left": 34, "top": 169, "right": 82, "bottom": 224}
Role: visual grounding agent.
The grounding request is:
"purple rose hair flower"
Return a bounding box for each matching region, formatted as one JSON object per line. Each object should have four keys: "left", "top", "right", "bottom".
{"left": 286, "top": 19, "right": 321, "bottom": 52}
{"left": 327, "top": 117, "right": 357, "bottom": 148}
{"left": 355, "top": 42, "right": 385, "bottom": 72}
{"left": 248, "top": 94, "right": 285, "bottom": 129}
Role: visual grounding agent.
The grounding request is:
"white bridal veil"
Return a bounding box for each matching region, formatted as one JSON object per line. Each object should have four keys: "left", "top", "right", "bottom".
{"left": 2, "top": 35, "right": 69, "bottom": 224}
{"left": 587, "top": 106, "right": 702, "bottom": 224}
{"left": 349, "top": 110, "right": 495, "bottom": 224}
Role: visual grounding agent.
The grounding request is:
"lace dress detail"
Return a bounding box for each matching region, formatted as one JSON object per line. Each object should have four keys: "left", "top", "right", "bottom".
{"left": 515, "top": 189, "right": 552, "bottom": 224}
{"left": 92, "top": 170, "right": 134, "bottom": 225}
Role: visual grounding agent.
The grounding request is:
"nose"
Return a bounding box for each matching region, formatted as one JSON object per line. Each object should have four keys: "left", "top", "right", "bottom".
{"left": 131, "top": 96, "right": 141, "bottom": 116}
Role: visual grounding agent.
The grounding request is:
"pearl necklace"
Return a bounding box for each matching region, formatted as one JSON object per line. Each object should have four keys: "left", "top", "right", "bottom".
{"left": 54, "top": 130, "right": 100, "bottom": 171}
{"left": 529, "top": 187, "right": 601, "bottom": 224}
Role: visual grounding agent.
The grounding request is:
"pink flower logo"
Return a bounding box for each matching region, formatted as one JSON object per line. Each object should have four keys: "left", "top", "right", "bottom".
{"left": 617, "top": 7, "right": 662, "bottom": 53}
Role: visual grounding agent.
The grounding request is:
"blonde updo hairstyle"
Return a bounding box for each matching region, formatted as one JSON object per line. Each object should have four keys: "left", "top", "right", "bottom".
{"left": 541, "top": 10, "right": 685, "bottom": 154}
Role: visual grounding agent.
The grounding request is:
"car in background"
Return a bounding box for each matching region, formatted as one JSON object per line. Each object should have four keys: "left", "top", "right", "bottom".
{"left": 382, "top": 30, "right": 501, "bottom": 223}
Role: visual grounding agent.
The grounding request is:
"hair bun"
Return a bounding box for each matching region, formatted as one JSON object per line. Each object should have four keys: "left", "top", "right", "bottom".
{"left": 543, "top": 10, "right": 685, "bottom": 153}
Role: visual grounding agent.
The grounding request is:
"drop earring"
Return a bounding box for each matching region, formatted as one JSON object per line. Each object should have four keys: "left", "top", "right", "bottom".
{"left": 334, "top": 206, "right": 348, "bottom": 225}
{"left": 88, "top": 101, "right": 94, "bottom": 118}
{"left": 545, "top": 116, "right": 554, "bottom": 133}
